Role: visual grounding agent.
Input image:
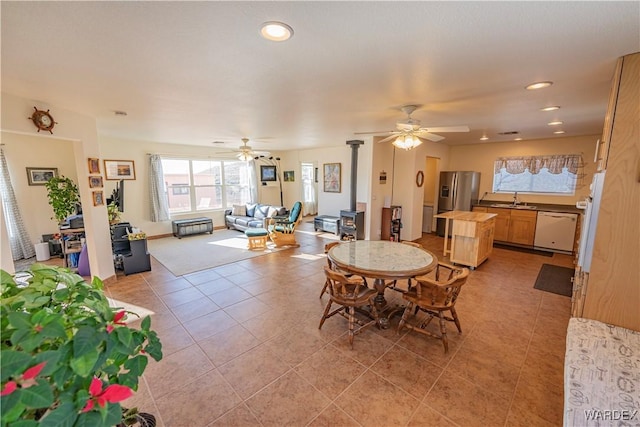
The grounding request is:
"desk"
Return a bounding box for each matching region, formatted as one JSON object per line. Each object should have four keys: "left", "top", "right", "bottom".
{"left": 434, "top": 211, "right": 497, "bottom": 268}
{"left": 328, "top": 241, "right": 437, "bottom": 326}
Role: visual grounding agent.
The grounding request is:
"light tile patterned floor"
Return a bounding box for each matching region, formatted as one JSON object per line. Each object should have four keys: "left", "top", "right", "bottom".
{"left": 93, "top": 220, "right": 571, "bottom": 426}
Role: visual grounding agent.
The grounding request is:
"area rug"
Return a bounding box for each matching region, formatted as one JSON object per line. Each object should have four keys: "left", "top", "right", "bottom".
{"left": 147, "top": 229, "right": 284, "bottom": 276}
{"left": 494, "top": 243, "right": 553, "bottom": 257}
{"left": 533, "top": 263, "right": 574, "bottom": 297}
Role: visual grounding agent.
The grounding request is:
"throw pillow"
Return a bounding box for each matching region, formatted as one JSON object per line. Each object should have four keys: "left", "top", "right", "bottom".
{"left": 245, "top": 203, "right": 257, "bottom": 217}
{"left": 267, "top": 206, "right": 279, "bottom": 218}
{"left": 232, "top": 204, "right": 247, "bottom": 216}
{"left": 253, "top": 204, "right": 270, "bottom": 219}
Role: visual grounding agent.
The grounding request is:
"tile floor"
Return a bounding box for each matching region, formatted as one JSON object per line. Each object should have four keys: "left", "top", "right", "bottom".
{"left": 89, "top": 221, "right": 573, "bottom": 426}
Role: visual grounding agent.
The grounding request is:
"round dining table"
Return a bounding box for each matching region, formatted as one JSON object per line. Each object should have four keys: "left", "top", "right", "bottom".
{"left": 327, "top": 240, "right": 438, "bottom": 327}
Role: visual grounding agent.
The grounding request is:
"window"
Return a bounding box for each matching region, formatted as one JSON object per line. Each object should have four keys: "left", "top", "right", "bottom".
{"left": 492, "top": 154, "right": 583, "bottom": 195}
{"left": 161, "top": 158, "right": 252, "bottom": 214}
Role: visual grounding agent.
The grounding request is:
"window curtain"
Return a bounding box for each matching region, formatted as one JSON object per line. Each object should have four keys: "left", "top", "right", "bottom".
{"left": 0, "top": 148, "right": 36, "bottom": 260}
{"left": 249, "top": 160, "right": 258, "bottom": 203}
{"left": 149, "top": 155, "right": 170, "bottom": 222}
{"left": 302, "top": 165, "right": 317, "bottom": 216}
{"left": 495, "top": 154, "right": 583, "bottom": 175}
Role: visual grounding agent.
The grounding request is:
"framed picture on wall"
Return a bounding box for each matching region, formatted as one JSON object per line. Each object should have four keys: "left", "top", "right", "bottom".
{"left": 260, "top": 165, "right": 277, "bottom": 182}
{"left": 323, "top": 163, "right": 341, "bottom": 193}
{"left": 283, "top": 171, "right": 294, "bottom": 182}
{"left": 88, "top": 176, "right": 103, "bottom": 188}
{"left": 87, "top": 158, "right": 100, "bottom": 174}
{"left": 92, "top": 191, "right": 104, "bottom": 206}
{"left": 104, "top": 160, "right": 136, "bottom": 180}
{"left": 26, "top": 167, "right": 58, "bottom": 186}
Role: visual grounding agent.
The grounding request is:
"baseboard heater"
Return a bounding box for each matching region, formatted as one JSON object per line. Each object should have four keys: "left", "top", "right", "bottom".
{"left": 171, "top": 218, "right": 213, "bottom": 238}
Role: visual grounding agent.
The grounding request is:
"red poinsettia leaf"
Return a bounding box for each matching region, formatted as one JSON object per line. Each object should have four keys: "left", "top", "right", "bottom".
{"left": 113, "top": 311, "right": 127, "bottom": 323}
{"left": 22, "top": 362, "right": 47, "bottom": 380}
{"left": 106, "top": 324, "right": 114, "bottom": 334}
{"left": 101, "top": 384, "right": 133, "bottom": 403}
{"left": 89, "top": 377, "right": 103, "bottom": 397}
{"left": 81, "top": 399, "right": 95, "bottom": 413}
{"left": 0, "top": 381, "right": 17, "bottom": 396}
{"left": 97, "top": 396, "right": 107, "bottom": 408}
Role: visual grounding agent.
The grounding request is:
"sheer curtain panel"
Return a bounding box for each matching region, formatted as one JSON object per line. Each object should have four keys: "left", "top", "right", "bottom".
{"left": 149, "top": 155, "right": 170, "bottom": 222}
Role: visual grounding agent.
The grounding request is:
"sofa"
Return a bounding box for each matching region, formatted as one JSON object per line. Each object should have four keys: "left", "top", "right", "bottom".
{"left": 563, "top": 317, "right": 640, "bottom": 426}
{"left": 225, "top": 203, "right": 287, "bottom": 232}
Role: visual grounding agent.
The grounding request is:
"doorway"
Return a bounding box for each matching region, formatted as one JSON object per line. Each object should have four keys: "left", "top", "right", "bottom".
{"left": 301, "top": 162, "right": 317, "bottom": 216}
{"left": 422, "top": 156, "right": 439, "bottom": 233}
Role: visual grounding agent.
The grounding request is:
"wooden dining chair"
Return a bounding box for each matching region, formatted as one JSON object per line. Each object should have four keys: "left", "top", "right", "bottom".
{"left": 320, "top": 241, "right": 368, "bottom": 298}
{"left": 397, "top": 261, "right": 469, "bottom": 353}
{"left": 319, "top": 266, "right": 379, "bottom": 348}
{"left": 387, "top": 241, "right": 423, "bottom": 293}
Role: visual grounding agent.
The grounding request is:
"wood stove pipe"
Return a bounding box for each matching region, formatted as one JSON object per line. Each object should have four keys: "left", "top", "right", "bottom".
{"left": 346, "top": 140, "right": 364, "bottom": 212}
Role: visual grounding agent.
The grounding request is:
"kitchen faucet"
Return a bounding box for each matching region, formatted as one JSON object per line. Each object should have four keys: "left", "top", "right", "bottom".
{"left": 512, "top": 192, "right": 519, "bottom": 206}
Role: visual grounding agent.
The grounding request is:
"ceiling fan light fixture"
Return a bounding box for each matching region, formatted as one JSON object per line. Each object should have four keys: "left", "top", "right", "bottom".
{"left": 540, "top": 106, "right": 560, "bottom": 111}
{"left": 480, "top": 135, "right": 489, "bottom": 141}
{"left": 554, "top": 130, "right": 566, "bottom": 134}
{"left": 237, "top": 152, "right": 253, "bottom": 162}
{"left": 260, "top": 21, "right": 293, "bottom": 41}
{"left": 392, "top": 134, "right": 422, "bottom": 150}
{"left": 547, "top": 121, "right": 564, "bottom": 126}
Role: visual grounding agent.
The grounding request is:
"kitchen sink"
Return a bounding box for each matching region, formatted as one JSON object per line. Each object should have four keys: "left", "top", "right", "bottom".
{"left": 489, "top": 203, "right": 537, "bottom": 210}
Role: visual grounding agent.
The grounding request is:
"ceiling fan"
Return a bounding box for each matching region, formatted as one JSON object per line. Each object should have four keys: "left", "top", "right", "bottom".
{"left": 214, "top": 138, "right": 270, "bottom": 161}
{"left": 355, "top": 105, "right": 470, "bottom": 149}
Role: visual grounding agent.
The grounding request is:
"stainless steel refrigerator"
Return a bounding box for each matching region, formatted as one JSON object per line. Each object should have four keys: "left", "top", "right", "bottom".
{"left": 436, "top": 171, "right": 481, "bottom": 236}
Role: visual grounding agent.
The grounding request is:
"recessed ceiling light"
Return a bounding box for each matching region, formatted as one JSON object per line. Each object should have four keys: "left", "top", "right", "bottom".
{"left": 514, "top": 137, "right": 523, "bottom": 141}
{"left": 480, "top": 136, "right": 489, "bottom": 141}
{"left": 554, "top": 130, "right": 566, "bottom": 134}
{"left": 540, "top": 106, "right": 560, "bottom": 111}
{"left": 548, "top": 121, "right": 564, "bottom": 126}
{"left": 525, "top": 81, "right": 553, "bottom": 90}
{"left": 260, "top": 21, "right": 294, "bottom": 41}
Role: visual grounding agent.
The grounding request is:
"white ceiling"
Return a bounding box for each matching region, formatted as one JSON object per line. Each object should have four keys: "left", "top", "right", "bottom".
{"left": 2, "top": 2, "right": 639, "bottom": 151}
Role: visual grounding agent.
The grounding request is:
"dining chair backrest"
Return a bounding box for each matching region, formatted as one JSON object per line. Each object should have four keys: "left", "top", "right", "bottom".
{"left": 323, "top": 266, "right": 366, "bottom": 302}
{"left": 414, "top": 262, "right": 469, "bottom": 308}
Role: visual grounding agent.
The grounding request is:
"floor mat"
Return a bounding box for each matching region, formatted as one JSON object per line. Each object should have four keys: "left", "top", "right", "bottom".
{"left": 533, "top": 263, "right": 574, "bottom": 297}
{"left": 494, "top": 243, "right": 553, "bottom": 257}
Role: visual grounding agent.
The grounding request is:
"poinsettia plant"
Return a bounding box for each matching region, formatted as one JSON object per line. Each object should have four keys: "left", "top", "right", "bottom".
{"left": 0, "top": 264, "right": 162, "bottom": 426}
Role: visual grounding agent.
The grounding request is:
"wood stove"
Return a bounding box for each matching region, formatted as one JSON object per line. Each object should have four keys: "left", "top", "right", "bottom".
{"left": 340, "top": 210, "right": 364, "bottom": 240}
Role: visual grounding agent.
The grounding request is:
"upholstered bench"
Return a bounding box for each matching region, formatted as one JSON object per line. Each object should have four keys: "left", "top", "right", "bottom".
{"left": 245, "top": 228, "right": 268, "bottom": 250}
{"left": 172, "top": 217, "right": 213, "bottom": 238}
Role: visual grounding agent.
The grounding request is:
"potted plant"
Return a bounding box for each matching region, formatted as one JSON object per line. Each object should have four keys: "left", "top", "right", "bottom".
{"left": 0, "top": 264, "right": 163, "bottom": 426}
{"left": 107, "top": 202, "right": 121, "bottom": 225}
{"left": 44, "top": 176, "right": 80, "bottom": 224}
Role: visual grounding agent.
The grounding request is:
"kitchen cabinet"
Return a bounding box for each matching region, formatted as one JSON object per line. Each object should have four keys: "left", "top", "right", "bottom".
{"left": 486, "top": 207, "right": 536, "bottom": 246}
{"left": 508, "top": 210, "right": 537, "bottom": 246}
{"left": 487, "top": 208, "right": 510, "bottom": 242}
{"left": 575, "top": 52, "right": 640, "bottom": 330}
{"left": 472, "top": 206, "right": 487, "bottom": 213}
{"left": 435, "top": 211, "right": 497, "bottom": 269}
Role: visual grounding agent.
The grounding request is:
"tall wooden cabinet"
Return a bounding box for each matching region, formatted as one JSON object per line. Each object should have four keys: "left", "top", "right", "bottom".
{"left": 575, "top": 52, "right": 640, "bottom": 331}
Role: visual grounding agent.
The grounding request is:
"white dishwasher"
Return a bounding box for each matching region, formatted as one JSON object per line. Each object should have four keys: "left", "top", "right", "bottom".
{"left": 534, "top": 211, "right": 578, "bottom": 253}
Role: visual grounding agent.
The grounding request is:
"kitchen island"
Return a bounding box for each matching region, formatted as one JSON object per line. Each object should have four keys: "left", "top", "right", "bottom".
{"left": 435, "top": 211, "right": 497, "bottom": 269}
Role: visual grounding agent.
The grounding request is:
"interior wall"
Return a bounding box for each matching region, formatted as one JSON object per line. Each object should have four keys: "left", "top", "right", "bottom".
{"left": 423, "top": 157, "right": 438, "bottom": 204}
{"left": 448, "top": 134, "right": 599, "bottom": 205}
{"left": 1, "top": 132, "right": 78, "bottom": 244}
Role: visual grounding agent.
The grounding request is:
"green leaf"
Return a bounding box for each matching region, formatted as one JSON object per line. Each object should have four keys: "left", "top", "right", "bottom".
{"left": 8, "top": 312, "right": 32, "bottom": 329}
{"left": 141, "top": 315, "right": 151, "bottom": 331}
{"left": 8, "top": 420, "right": 38, "bottom": 427}
{"left": 38, "top": 401, "right": 77, "bottom": 427}
{"left": 19, "top": 379, "right": 54, "bottom": 409}
{"left": 124, "top": 355, "right": 148, "bottom": 377}
{"left": 0, "top": 389, "right": 26, "bottom": 423}
{"left": 73, "top": 326, "right": 101, "bottom": 357}
{"left": 0, "top": 350, "right": 31, "bottom": 381}
{"left": 40, "top": 319, "right": 67, "bottom": 340}
{"left": 70, "top": 350, "right": 99, "bottom": 377}
{"left": 10, "top": 328, "right": 32, "bottom": 347}
{"left": 34, "top": 351, "right": 61, "bottom": 376}
{"left": 115, "top": 326, "right": 133, "bottom": 350}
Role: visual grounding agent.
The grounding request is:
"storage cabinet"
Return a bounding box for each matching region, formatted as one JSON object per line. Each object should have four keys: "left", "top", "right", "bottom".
{"left": 381, "top": 206, "right": 402, "bottom": 242}
{"left": 450, "top": 216, "right": 496, "bottom": 268}
{"left": 575, "top": 52, "right": 640, "bottom": 330}
{"left": 486, "top": 207, "right": 536, "bottom": 245}
{"left": 508, "top": 210, "right": 537, "bottom": 246}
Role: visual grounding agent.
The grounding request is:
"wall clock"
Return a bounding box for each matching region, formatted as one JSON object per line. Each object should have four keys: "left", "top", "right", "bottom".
{"left": 28, "top": 107, "right": 57, "bottom": 134}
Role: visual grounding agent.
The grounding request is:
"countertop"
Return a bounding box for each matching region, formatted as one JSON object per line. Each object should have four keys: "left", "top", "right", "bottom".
{"left": 434, "top": 211, "right": 498, "bottom": 222}
{"left": 475, "top": 201, "right": 582, "bottom": 214}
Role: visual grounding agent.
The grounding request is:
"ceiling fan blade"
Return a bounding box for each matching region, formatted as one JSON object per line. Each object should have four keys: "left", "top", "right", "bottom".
{"left": 377, "top": 134, "right": 400, "bottom": 144}
{"left": 423, "top": 125, "right": 470, "bottom": 133}
{"left": 415, "top": 131, "right": 445, "bottom": 142}
{"left": 353, "top": 130, "right": 394, "bottom": 135}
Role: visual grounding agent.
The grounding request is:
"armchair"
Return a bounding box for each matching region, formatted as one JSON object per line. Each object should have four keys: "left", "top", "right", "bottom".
{"left": 266, "top": 201, "right": 303, "bottom": 247}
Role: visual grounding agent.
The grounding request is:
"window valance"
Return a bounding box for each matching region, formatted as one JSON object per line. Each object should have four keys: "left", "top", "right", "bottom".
{"left": 494, "top": 154, "right": 583, "bottom": 175}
